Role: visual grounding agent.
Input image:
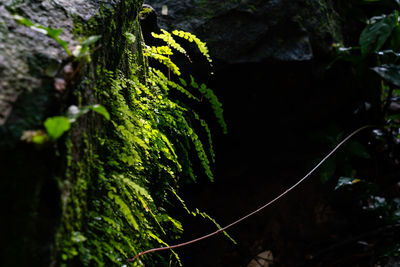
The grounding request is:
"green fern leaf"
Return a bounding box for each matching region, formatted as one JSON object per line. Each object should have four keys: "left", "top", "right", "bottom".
{"left": 172, "top": 30, "right": 212, "bottom": 63}
{"left": 190, "top": 76, "right": 228, "bottom": 134}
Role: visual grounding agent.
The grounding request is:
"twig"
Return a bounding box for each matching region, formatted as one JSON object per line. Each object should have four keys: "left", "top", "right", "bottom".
{"left": 127, "top": 125, "right": 374, "bottom": 263}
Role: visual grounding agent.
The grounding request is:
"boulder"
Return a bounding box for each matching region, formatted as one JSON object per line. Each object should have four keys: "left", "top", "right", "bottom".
{"left": 145, "top": 0, "right": 342, "bottom": 64}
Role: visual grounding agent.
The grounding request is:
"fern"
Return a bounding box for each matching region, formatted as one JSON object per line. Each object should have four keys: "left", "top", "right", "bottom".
{"left": 190, "top": 75, "right": 228, "bottom": 134}
{"left": 147, "top": 232, "right": 182, "bottom": 266}
{"left": 107, "top": 191, "right": 139, "bottom": 230}
{"left": 178, "top": 115, "right": 214, "bottom": 181}
{"left": 145, "top": 45, "right": 173, "bottom": 56}
{"left": 151, "top": 29, "right": 187, "bottom": 55}
{"left": 143, "top": 46, "right": 181, "bottom": 76}
{"left": 57, "top": 21, "right": 228, "bottom": 266}
{"left": 169, "top": 188, "right": 236, "bottom": 244}
{"left": 172, "top": 30, "right": 212, "bottom": 64}
{"left": 193, "top": 111, "right": 215, "bottom": 163}
{"left": 152, "top": 68, "right": 200, "bottom": 101}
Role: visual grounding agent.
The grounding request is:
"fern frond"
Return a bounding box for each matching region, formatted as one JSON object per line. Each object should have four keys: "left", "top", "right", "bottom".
{"left": 153, "top": 69, "right": 200, "bottom": 101}
{"left": 169, "top": 189, "right": 236, "bottom": 244}
{"left": 152, "top": 29, "right": 187, "bottom": 55}
{"left": 172, "top": 30, "right": 212, "bottom": 63}
{"left": 195, "top": 209, "right": 237, "bottom": 244}
{"left": 190, "top": 76, "right": 227, "bottom": 134}
{"left": 147, "top": 232, "right": 182, "bottom": 266}
{"left": 193, "top": 111, "right": 215, "bottom": 163}
{"left": 146, "top": 45, "right": 173, "bottom": 56}
{"left": 178, "top": 116, "right": 214, "bottom": 181}
{"left": 107, "top": 191, "right": 139, "bottom": 230}
{"left": 144, "top": 46, "right": 181, "bottom": 76}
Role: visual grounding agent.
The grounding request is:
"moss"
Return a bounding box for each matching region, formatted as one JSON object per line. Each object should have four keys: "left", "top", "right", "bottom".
{"left": 303, "top": 0, "right": 343, "bottom": 53}
{"left": 51, "top": 0, "right": 230, "bottom": 265}
{"left": 53, "top": 0, "right": 217, "bottom": 266}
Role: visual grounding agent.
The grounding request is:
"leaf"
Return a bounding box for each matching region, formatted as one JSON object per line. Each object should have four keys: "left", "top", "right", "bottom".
{"left": 12, "top": 14, "right": 71, "bottom": 56}
{"left": 359, "top": 11, "right": 398, "bottom": 55}
{"left": 11, "top": 14, "right": 34, "bottom": 27}
{"left": 335, "top": 177, "right": 361, "bottom": 190}
{"left": 45, "top": 27, "right": 63, "bottom": 39}
{"left": 67, "top": 104, "right": 110, "bottom": 122}
{"left": 32, "top": 133, "right": 49, "bottom": 144}
{"left": 44, "top": 116, "right": 71, "bottom": 140}
{"left": 346, "top": 141, "right": 371, "bottom": 159}
{"left": 89, "top": 104, "right": 110, "bottom": 120}
{"left": 81, "top": 35, "right": 101, "bottom": 46}
{"left": 172, "top": 30, "right": 212, "bottom": 63}
{"left": 179, "top": 78, "right": 187, "bottom": 87}
{"left": 371, "top": 64, "right": 400, "bottom": 87}
{"left": 124, "top": 32, "right": 136, "bottom": 44}
{"left": 151, "top": 29, "right": 187, "bottom": 55}
{"left": 190, "top": 75, "right": 199, "bottom": 88}
{"left": 390, "top": 25, "right": 400, "bottom": 49}
{"left": 191, "top": 76, "right": 227, "bottom": 134}
{"left": 108, "top": 192, "right": 139, "bottom": 230}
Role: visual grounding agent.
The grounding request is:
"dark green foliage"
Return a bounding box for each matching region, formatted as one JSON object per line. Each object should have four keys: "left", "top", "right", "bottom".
{"left": 325, "top": 3, "right": 400, "bottom": 261}
{"left": 359, "top": 11, "right": 398, "bottom": 55}
{"left": 189, "top": 75, "right": 227, "bottom": 134}
{"left": 372, "top": 64, "right": 400, "bottom": 86}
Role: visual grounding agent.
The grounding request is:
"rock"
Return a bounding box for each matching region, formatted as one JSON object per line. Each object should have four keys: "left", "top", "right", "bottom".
{"left": 145, "top": 0, "right": 341, "bottom": 64}
{"left": 0, "top": 1, "right": 144, "bottom": 266}
{"left": 0, "top": 0, "right": 95, "bottom": 141}
{"left": 247, "top": 250, "right": 274, "bottom": 267}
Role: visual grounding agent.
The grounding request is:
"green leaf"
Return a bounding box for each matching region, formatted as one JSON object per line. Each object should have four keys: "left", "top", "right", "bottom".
{"left": 67, "top": 104, "right": 110, "bottom": 122}
{"left": 359, "top": 11, "right": 398, "bottom": 55}
{"left": 190, "top": 75, "right": 199, "bottom": 88}
{"left": 32, "top": 133, "right": 49, "bottom": 144}
{"left": 11, "top": 14, "right": 34, "bottom": 27}
{"left": 89, "top": 104, "right": 110, "bottom": 120}
{"left": 179, "top": 78, "right": 187, "bottom": 87}
{"left": 335, "top": 177, "right": 361, "bottom": 190}
{"left": 12, "top": 14, "right": 71, "bottom": 56}
{"left": 346, "top": 141, "right": 371, "bottom": 159}
{"left": 390, "top": 25, "right": 400, "bottom": 49}
{"left": 44, "top": 116, "right": 71, "bottom": 140}
{"left": 371, "top": 64, "right": 400, "bottom": 87}
{"left": 124, "top": 32, "right": 136, "bottom": 44}
{"left": 45, "top": 27, "right": 63, "bottom": 39}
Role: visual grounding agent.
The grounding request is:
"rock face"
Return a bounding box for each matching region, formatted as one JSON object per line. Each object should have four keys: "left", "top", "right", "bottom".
{"left": 0, "top": 0, "right": 98, "bottom": 134}
{"left": 0, "top": 1, "right": 144, "bottom": 266}
{"left": 145, "top": 0, "right": 342, "bottom": 64}
{"left": 0, "top": 2, "right": 99, "bottom": 264}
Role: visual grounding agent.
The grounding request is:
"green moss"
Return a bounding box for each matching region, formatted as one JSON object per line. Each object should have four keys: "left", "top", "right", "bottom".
{"left": 304, "top": 0, "right": 343, "bottom": 46}
{"left": 55, "top": 1, "right": 226, "bottom": 266}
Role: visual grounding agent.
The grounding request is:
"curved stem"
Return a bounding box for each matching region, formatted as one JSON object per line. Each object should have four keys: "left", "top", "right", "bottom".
{"left": 128, "top": 125, "right": 374, "bottom": 263}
